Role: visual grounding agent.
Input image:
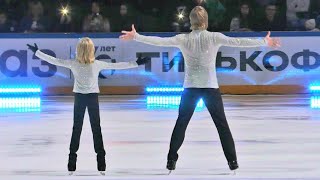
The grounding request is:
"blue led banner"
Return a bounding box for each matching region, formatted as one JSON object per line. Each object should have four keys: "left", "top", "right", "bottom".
{"left": 0, "top": 33, "right": 320, "bottom": 89}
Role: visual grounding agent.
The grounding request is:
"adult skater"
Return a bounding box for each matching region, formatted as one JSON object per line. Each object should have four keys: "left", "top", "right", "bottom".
{"left": 27, "top": 38, "right": 148, "bottom": 175}
{"left": 120, "top": 6, "right": 280, "bottom": 172}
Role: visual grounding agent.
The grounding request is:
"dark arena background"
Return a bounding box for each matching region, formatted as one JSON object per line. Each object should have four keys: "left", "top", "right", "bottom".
{"left": 1, "top": 0, "right": 320, "bottom": 179}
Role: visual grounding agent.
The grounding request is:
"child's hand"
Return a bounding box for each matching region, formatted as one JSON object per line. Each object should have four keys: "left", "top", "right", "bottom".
{"left": 27, "top": 43, "right": 39, "bottom": 53}
{"left": 136, "top": 56, "right": 150, "bottom": 65}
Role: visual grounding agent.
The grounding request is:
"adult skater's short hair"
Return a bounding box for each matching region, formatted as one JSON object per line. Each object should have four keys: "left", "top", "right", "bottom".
{"left": 189, "top": 6, "right": 208, "bottom": 30}
{"left": 76, "top": 37, "right": 95, "bottom": 64}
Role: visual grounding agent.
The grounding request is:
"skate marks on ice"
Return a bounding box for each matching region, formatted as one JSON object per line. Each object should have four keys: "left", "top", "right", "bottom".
{"left": 6, "top": 168, "right": 233, "bottom": 177}
{"left": 7, "top": 169, "right": 317, "bottom": 180}
{"left": 7, "top": 169, "right": 168, "bottom": 176}
{"left": 112, "top": 168, "right": 169, "bottom": 176}
{"left": 106, "top": 168, "right": 234, "bottom": 176}
{"left": 10, "top": 170, "right": 103, "bottom": 176}
{"left": 1, "top": 95, "right": 320, "bottom": 180}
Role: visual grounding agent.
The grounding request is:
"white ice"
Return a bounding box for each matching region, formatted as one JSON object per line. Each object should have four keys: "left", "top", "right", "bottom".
{"left": 0, "top": 95, "right": 320, "bottom": 180}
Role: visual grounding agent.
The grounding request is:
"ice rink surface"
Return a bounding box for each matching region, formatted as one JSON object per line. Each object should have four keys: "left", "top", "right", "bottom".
{"left": 1, "top": 95, "right": 320, "bottom": 180}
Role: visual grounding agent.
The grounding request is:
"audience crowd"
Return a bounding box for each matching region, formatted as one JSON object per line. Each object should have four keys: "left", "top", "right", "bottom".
{"left": 0, "top": 0, "right": 320, "bottom": 33}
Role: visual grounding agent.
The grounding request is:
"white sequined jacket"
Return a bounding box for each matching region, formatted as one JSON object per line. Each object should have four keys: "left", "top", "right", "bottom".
{"left": 134, "top": 30, "right": 267, "bottom": 88}
{"left": 35, "top": 50, "right": 138, "bottom": 93}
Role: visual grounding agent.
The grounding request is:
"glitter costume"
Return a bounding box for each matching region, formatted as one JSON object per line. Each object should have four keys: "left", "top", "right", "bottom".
{"left": 35, "top": 50, "right": 138, "bottom": 93}
{"left": 134, "top": 30, "right": 266, "bottom": 88}
{"left": 134, "top": 30, "right": 267, "bottom": 171}
{"left": 34, "top": 49, "right": 140, "bottom": 173}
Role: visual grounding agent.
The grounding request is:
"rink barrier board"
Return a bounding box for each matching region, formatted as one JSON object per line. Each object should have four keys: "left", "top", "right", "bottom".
{"left": 42, "top": 85, "right": 307, "bottom": 95}
{"left": 1, "top": 32, "right": 319, "bottom": 95}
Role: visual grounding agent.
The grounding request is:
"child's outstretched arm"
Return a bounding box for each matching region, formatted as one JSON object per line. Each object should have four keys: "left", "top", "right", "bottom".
{"left": 98, "top": 56, "right": 149, "bottom": 70}
{"left": 27, "top": 43, "right": 73, "bottom": 68}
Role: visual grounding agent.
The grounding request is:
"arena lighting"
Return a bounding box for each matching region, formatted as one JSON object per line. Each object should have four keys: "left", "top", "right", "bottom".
{"left": 309, "top": 85, "right": 320, "bottom": 92}
{"left": 146, "top": 87, "right": 184, "bottom": 94}
{"left": 60, "top": 5, "right": 70, "bottom": 16}
{"left": 310, "top": 96, "right": 320, "bottom": 109}
{"left": 0, "top": 86, "right": 41, "bottom": 95}
{"left": 0, "top": 97, "right": 41, "bottom": 112}
{"left": 146, "top": 87, "right": 204, "bottom": 108}
{"left": 177, "top": 12, "right": 184, "bottom": 20}
{"left": 147, "top": 96, "right": 204, "bottom": 108}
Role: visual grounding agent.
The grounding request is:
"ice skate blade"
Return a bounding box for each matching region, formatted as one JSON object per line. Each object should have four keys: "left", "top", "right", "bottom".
{"left": 168, "top": 170, "right": 172, "bottom": 175}
{"left": 231, "top": 170, "right": 236, "bottom": 175}
{"left": 100, "top": 171, "right": 106, "bottom": 176}
{"left": 68, "top": 171, "right": 75, "bottom": 176}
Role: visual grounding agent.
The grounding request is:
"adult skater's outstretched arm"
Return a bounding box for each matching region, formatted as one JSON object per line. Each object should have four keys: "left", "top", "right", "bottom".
{"left": 27, "top": 43, "right": 74, "bottom": 68}
{"left": 120, "top": 25, "right": 181, "bottom": 47}
{"left": 120, "top": 25, "right": 280, "bottom": 48}
{"left": 214, "top": 31, "right": 280, "bottom": 48}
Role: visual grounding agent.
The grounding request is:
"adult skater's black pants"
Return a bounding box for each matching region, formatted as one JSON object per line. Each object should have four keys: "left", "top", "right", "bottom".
{"left": 167, "top": 88, "right": 237, "bottom": 163}
{"left": 69, "top": 93, "right": 106, "bottom": 157}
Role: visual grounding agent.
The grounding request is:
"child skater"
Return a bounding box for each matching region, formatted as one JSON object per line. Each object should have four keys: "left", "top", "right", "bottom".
{"left": 120, "top": 6, "right": 280, "bottom": 172}
{"left": 27, "top": 37, "right": 148, "bottom": 175}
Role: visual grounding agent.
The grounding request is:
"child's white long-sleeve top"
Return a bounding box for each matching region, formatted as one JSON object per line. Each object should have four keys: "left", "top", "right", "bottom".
{"left": 134, "top": 30, "right": 267, "bottom": 88}
{"left": 35, "top": 50, "right": 138, "bottom": 94}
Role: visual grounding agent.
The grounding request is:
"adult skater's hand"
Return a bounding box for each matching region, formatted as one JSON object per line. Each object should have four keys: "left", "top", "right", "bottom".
{"left": 27, "top": 43, "right": 39, "bottom": 53}
{"left": 120, "top": 24, "right": 136, "bottom": 40}
{"left": 264, "top": 31, "right": 281, "bottom": 48}
{"left": 136, "top": 55, "right": 150, "bottom": 65}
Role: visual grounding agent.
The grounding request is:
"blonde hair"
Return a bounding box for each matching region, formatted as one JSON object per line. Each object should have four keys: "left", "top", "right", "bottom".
{"left": 76, "top": 37, "right": 95, "bottom": 64}
{"left": 189, "top": 6, "right": 208, "bottom": 30}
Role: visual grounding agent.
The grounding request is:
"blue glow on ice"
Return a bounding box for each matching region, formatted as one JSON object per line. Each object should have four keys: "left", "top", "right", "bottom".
{"left": 0, "top": 97, "right": 41, "bottom": 112}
